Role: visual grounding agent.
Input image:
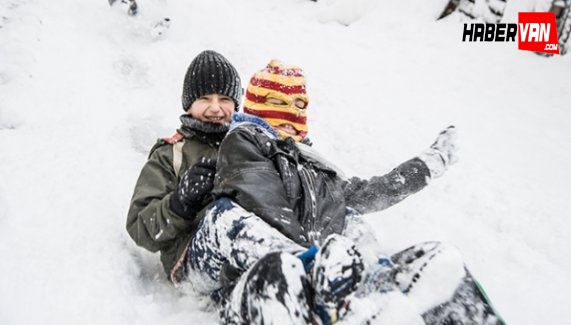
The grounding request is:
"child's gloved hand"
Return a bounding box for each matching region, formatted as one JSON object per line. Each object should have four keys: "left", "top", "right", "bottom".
{"left": 419, "top": 126, "right": 458, "bottom": 178}
{"left": 431, "top": 126, "right": 458, "bottom": 166}
{"left": 170, "top": 157, "right": 216, "bottom": 217}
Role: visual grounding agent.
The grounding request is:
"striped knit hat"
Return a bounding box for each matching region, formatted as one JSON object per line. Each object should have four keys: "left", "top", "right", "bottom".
{"left": 244, "top": 60, "right": 309, "bottom": 142}
{"left": 181, "top": 50, "right": 242, "bottom": 111}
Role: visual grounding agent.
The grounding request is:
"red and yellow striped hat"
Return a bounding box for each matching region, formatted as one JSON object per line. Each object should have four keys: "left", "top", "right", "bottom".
{"left": 244, "top": 60, "right": 309, "bottom": 142}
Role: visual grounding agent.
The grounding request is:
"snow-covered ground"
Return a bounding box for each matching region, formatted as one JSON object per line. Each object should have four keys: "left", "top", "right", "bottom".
{"left": 1, "top": 0, "right": 570, "bottom": 324}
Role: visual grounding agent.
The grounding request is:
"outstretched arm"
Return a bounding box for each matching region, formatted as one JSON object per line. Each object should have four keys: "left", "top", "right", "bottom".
{"left": 343, "top": 126, "right": 458, "bottom": 214}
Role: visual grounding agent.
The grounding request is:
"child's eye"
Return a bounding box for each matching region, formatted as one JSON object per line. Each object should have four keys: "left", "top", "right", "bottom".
{"left": 266, "top": 97, "right": 287, "bottom": 106}
{"left": 294, "top": 99, "right": 307, "bottom": 110}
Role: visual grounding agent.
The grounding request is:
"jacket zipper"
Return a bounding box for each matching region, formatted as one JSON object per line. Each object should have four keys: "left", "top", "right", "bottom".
{"left": 298, "top": 164, "right": 319, "bottom": 243}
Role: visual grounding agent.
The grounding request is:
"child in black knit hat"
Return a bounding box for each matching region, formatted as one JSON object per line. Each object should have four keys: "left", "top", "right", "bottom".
{"left": 126, "top": 50, "right": 243, "bottom": 283}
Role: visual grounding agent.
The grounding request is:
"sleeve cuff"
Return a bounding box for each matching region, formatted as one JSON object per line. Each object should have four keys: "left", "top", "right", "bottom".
{"left": 169, "top": 191, "right": 196, "bottom": 219}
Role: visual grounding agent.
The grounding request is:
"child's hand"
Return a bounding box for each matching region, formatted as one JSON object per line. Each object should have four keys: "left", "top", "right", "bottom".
{"left": 171, "top": 157, "right": 216, "bottom": 217}
{"left": 419, "top": 126, "right": 458, "bottom": 179}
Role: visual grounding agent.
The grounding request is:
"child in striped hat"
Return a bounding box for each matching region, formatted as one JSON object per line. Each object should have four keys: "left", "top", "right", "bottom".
{"left": 243, "top": 60, "right": 309, "bottom": 142}
{"left": 184, "top": 61, "right": 503, "bottom": 325}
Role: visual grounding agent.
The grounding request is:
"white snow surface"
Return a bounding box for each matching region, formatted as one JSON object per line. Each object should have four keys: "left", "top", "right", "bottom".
{"left": 1, "top": 0, "right": 570, "bottom": 324}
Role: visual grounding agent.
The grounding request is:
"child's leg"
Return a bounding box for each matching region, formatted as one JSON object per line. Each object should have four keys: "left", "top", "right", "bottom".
{"left": 391, "top": 241, "right": 504, "bottom": 325}
{"left": 186, "top": 197, "right": 305, "bottom": 294}
{"left": 221, "top": 252, "right": 313, "bottom": 324}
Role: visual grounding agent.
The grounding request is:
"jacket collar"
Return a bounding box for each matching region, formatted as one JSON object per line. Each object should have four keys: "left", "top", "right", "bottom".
{"left": 179, "top": 115, "right": 227, "bottom": 145}
{"left": 229, "top": 112, "right": 279, "bottom": 139}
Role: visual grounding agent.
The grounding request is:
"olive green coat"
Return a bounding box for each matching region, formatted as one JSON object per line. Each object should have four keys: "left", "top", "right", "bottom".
{"left": 126, "top": 127, "right": 221, "bottom": 283}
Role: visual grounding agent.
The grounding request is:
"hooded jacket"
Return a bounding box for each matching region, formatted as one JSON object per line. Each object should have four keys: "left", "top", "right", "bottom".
{"left": 213, "top": 114, "right": 432, "bottom": 247}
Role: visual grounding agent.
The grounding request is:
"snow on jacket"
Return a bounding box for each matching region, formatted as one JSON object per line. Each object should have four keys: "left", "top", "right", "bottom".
{"left": 126, "top": 124, "right": 223, "bottom": 283}
{"left": 213, "top": 113, "right": 432, "bottom": 247}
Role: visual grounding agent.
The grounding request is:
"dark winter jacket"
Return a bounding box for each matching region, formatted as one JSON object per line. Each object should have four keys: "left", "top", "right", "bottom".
{"left": 126, "top": 120, "right": 225, "bottom": 283}
{"left": 213, "top": 114, "right": 432, "bottom": 247}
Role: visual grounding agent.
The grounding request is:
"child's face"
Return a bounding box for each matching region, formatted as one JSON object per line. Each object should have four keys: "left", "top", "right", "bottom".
{"left": 263, "top": 96, "right": 308, "bottom": 139}
{"left": 187, "top": 94, "right": 235, "bottom": 124}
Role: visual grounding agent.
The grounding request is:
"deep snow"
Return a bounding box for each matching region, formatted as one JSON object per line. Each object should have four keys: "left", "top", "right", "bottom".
{"left": 1, "top": 0, "right": 570, "bottom": 324}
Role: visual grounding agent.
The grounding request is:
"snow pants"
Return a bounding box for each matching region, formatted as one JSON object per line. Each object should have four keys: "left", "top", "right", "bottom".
{"left": 186, "top": 198, "right": 503, "bottom": 324}
{"left": 185, "top": 197, "right": 305, "bottom": 296}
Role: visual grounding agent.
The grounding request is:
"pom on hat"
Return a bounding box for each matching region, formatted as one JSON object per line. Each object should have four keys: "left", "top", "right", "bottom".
{"left": 244, "top": 60, "right": 309, "bottom": 142}
{"left": 181, "top": 50, "right": 242, "bottom": 111}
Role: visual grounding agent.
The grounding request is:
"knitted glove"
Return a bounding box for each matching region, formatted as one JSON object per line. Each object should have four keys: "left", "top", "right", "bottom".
{"left": 419, "top": 126, "right": 458, "bottom": 179}
{"left": 170, "top": 157, "right": 216, "bottom": 218}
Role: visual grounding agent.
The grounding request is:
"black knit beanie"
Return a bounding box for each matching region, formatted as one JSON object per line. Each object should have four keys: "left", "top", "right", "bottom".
{"left": 181, "top": 50, "right": 242, "bottom": 111}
